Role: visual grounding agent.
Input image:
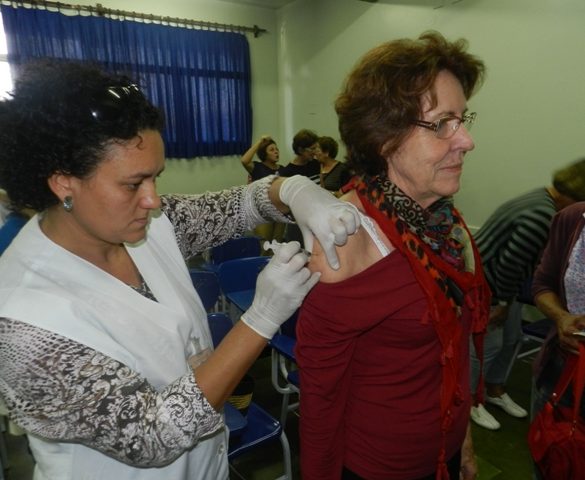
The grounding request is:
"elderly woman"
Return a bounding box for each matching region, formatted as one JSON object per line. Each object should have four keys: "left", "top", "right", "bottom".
{"left": 531, "top": 202, "right": 585, "bottom": 410}
{"left": 529, "top": 201, "right": 585, "bottom": 479}
{"left": 296, "top": 32, "right": 490, "bottom": 480}
{"left": 0, "top": 60, "right": 359, "bottom": 480}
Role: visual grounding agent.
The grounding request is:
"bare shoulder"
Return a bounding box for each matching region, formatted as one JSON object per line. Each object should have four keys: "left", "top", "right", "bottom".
{"left": 308, "top": 191, "right": 393, "bottom": 283}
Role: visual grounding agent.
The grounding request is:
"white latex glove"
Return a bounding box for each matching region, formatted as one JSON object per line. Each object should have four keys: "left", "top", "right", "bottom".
{"left": 279, "top": 175, "right": 360, "bottom": 270}
{"left": 241, "top": 241, "right": 320, "bottom": 339}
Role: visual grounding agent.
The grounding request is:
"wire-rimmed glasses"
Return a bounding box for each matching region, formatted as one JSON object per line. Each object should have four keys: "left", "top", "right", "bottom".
{"left": 413, "top": 112, "right": 477, "bottom": 139}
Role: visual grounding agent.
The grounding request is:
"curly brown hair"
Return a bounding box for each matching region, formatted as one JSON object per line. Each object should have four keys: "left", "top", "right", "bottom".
{"left": 0, "top": 59, "right": 163, "bottom": 211}
{"left": 335, "top": 30, "right": 485, "bottom": 176}
{"left": 292, "top": 129, "right": 319, "bottom": 155}
{"left": 257, "top": 137, "right": 277, "bottom": 162}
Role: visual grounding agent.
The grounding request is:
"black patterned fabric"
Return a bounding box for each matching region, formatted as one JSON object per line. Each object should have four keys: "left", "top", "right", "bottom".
{"left": 0, "top": 180, "right": 284, "bottom": 466}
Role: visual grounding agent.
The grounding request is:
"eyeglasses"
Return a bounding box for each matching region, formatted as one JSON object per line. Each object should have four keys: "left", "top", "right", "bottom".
{"left": 90, "top": 84, "right": 144, "bottom": 122}
{"left": 413, "top": 112, "right": 477, "bottom": 139}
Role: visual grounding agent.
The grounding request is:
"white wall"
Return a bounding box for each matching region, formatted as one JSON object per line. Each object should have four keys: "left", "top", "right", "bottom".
{"left": 57, "top": 0, "right": 585, "bottom": 229}
{"left": 276, "top": 0, "right": 585, "bottom": 228}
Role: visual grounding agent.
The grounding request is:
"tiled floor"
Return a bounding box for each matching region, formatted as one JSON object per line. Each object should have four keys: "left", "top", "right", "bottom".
{"left": 2, "top": 343, "right": 537, "bottom": 480}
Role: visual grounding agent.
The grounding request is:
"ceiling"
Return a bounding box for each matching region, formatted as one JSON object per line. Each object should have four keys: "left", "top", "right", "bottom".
{"left": 216, "top": 0, "right": 297, "bottom": 9}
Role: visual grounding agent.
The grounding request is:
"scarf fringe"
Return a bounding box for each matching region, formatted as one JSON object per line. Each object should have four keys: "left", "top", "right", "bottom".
{"left": 351, "top": 175, "right": 490, "bottom": 479}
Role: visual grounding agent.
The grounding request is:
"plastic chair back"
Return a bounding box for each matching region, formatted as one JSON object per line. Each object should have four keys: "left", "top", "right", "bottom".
{"left": 189, "top": 269, "right": 221, "bottom": 311}
{"left": 217, "top": 256, "right": 269, "bottom": 294}
{"left": 207, "top": 312, "right": 234, "bottom": 348}
{"left": 202, "top": 236, "right": 262, "bottom": 273}
{"left": 212, "top": 236, "right": 261, "bottom": 263}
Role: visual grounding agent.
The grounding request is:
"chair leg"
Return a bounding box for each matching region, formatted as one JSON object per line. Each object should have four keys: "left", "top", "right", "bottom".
{"left": 276, "top": 430, "right": 292, "bottom": 480}
{"left": 0, "top": 417, "right": 8, "bottom": 476}
{"left": 503, "top": 336, "right": 525, "bottom": 382}
{"left": 228, "top": 464, "right": 247, "bottom": 480}
{"left": 280, "top": 392, "right": 290, "bottom": 428}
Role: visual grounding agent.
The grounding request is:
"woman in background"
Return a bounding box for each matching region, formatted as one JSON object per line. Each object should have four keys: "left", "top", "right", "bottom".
{"left": 530, "top": 201, "right": 585, "bottom": 478}
{"left": 240, "top": 135, "right": 285, "bottom": 247}
{"left": 316, "top": 136, "right": 352, "bottom": 196}
{"left": 279, "top": 129, "right": 321, "bottom": 185}
{"left": 296, "top": 31, "right": 488, "bottom": 480}
{"left": 531, "top": 202, "right": 585, "bottom": 414}
{"left": 280, "top": 129, "right": 321, "bottom": 245}
{"left": 240, "top": 135, "right": 281, "bottom": 182}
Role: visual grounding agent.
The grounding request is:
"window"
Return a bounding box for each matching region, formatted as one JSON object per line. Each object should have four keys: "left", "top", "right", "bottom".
{"left": 0, "top": 6, "right": 252, "bottom": 158}
{"left": 0, "top": 13, "right": 13, "bottom": 99}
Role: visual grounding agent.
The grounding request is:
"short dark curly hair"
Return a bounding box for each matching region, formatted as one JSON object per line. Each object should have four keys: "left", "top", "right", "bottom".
{"left": 0, "top": 59, "right": 163, "bottom": 211}
{"left": 335, "top": 30, "right": 485, "bottom": 176}
{"left": 292, "top": 129, "right": 319, "bottom": 155}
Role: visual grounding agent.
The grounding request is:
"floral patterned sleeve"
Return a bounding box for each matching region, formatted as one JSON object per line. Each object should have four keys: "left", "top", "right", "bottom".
{"left": 0, "top": 318, "right": 223, "bottom": 467}
{"left": 160, "top": 175, "right": 291, "bottom": 260}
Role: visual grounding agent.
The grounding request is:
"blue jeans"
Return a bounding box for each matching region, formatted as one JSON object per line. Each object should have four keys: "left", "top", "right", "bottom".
{"left": 470, "top": 300, "right": 523, "bottom": 392}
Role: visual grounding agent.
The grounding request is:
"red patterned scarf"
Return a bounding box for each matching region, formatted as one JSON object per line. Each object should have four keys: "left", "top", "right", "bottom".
{"left": 350, "top": 173, "right": 490, "bottom": 479}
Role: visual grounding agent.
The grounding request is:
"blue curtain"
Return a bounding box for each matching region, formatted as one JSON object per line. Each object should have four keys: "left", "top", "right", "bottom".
{"left": 0, "top": 5, "right": 252, "bottom": 158}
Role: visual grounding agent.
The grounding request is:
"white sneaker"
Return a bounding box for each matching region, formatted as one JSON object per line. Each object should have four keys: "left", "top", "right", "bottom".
{"left": 470, "top": 404, "right": 501, "bottom": 430}
{"left": 486, "top": 393, "right": 528, "bottom": 418}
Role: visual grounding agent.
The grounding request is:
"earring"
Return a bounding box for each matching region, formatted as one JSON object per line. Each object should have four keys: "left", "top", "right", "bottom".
{"left": 63, "top": 196, "right": 73, "bottom": 212}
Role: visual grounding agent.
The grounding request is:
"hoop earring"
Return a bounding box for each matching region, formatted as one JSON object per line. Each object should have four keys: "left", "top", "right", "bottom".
{"left": 63, "top": 196, "right": 73, "bottom": 212}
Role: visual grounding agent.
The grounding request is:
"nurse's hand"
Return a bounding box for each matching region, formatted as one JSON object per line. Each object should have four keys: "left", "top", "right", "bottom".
{"left": 278, "top": 175, "right": 360, "bottom": 270}
{"left": 241, "top": 241, "right": 320, "bottom": 339}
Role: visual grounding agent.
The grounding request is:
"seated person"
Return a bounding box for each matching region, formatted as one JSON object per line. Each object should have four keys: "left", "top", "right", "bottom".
{"left": 280, "top": 129, "right": 321, "bottom": 245}
{"left": 240, "top": 136, "right": 285, "bottom": 249}
{"left": 316, "top": 136, "right": 353, "bottom": 196}
{"left": 279, "top": 129, "right": 320, "bottom": 185}
{"left": 240, "top": 135, "right": 281, "bottom": 182}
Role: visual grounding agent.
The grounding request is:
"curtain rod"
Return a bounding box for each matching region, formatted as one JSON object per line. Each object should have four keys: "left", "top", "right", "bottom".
{"left": 1, "top": 1, "right": 268, "bottom": 37}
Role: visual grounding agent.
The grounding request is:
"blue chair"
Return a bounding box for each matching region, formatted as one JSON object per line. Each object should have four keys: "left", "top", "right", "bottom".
{"left": 217, "top": 256, "right": 270, "bottom": 314}
{"left": 201, "top": 236, "right": 262, "bottom": 274}
{"left": 206, "top": 313, "right": 293, "bottom": 480}
{"left": 269, "top": 311, "right": 300, "bottom": 428}
{"left": 189, "top": 269, "right": 221, "bottom": 312}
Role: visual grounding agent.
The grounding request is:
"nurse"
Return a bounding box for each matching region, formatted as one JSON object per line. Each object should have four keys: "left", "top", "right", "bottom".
{"left": 0, "top": 59, "right": 359, "bottom": 480}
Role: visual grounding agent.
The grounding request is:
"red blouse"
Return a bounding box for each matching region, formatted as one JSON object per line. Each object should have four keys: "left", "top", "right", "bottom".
{"left": 296, "top": 250, "right": 472, "bottom": 480}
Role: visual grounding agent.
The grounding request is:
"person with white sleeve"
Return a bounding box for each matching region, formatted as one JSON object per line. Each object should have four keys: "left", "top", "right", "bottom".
{"left": 0, "top": 60, "right": 360, "bottom": 480}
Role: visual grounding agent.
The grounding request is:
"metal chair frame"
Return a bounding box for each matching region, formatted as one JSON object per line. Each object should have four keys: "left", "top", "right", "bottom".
{"left": 217, "top": 256, "right": 270, "bottom": 319}
{"left": 201, "top": 236, "right": 262, "bottom": 274}
{"left": 269, "top": 311, "right": 300, "bottom": 429}
{"left": 503, "top": 277, "right": 554, "bottom": 380}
